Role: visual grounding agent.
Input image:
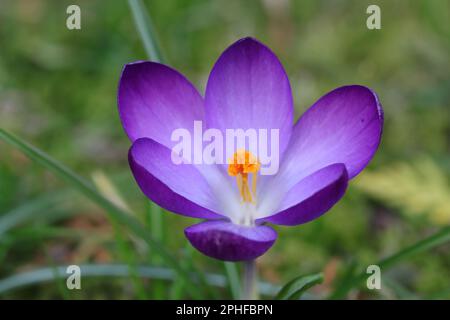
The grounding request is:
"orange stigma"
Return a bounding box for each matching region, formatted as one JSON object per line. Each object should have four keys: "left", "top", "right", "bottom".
{"left": 227, "top": 149, "right": 260, "bottom": 203}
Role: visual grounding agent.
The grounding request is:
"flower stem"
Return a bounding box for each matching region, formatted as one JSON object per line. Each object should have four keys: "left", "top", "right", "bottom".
{"left": 242, "top": 260, "right": 258, "bottom": 300}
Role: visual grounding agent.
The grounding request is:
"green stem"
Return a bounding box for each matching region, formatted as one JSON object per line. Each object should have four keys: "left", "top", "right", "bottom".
{"left": 242, "top": 260, "right": 258, "bottom": 300}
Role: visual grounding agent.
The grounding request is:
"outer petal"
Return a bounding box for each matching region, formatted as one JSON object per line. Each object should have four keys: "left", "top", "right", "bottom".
{"left": 204, "top": 37, "right": 294, "bottom": 160}
{"left": 129, "top": 138, "right": 223, "bottom": 219}
{"left": 185, "top": 220, "right": 277, "bottom": 261}
{"left": 118, "top": 61, "right": 204, "bottom": 146}
{"left": 278, "top": 85, "right": 383, "bottom": 191}
{"left": 257, "top": 164, "right": 348, "bottom": 226}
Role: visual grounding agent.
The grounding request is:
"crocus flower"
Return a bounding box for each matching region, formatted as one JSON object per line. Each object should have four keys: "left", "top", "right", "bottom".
{"left": 118, "top": 38, "right": 383, "bottom": 261}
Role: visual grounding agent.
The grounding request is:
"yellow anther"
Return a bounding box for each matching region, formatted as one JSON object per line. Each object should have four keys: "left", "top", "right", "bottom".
{"left": 227, "top": 150, "right": 260, "bottom": 203}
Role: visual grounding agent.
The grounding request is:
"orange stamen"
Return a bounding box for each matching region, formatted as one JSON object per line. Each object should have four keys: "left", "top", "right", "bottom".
{"left": 227, "top": 149, "right": 260, "bottom": 203}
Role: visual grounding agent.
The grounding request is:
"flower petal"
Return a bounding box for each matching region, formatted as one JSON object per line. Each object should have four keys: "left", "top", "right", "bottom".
{"left": 118, "top": 61, "right": 204, "bottom": 146}
{"left": 129, "top": 138, "right": 223, "bottom": 219}
{"left": 278, "top": 85, "right": 383, "bottom": 191}
{"left": 205, "top": 37, "right": 294, "bottom": 159}
{"left": 257, "top": 163, "right": 348, "bottom": 226}
{"left": 185, "top": 220, "right": 277, "bottom": 261}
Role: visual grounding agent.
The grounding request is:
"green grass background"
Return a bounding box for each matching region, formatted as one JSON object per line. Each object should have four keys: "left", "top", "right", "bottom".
{"left": 0, "top": 0, "right": 449, "bottom": 299}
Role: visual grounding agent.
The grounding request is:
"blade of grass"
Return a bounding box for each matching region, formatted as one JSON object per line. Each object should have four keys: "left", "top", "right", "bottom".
{"left": 189, "top": 253, "right": 221, "bottom": 299}
{"left": 0, "top": 225, "right": 80, "bottom": 263}
{"left": 0, "top": 264, "right": 281, "bottom": 297}
{"left": 329, "top": 226, "right": 450, "bottom": 299}
{"left": 127, "top": 0, "right": 225, "bottom": 298}
{"left": 92, "top": 171, "right": 148, "bottom": 299}
{"left": 169, "top": 244, "right": 194, "bottom": 299}
{"left": 166, "top": 243, "right": 220, "bottom": 299}
{"left": 45, "top": 252, "right": 71, "bottom": 300}
{"left": 0, "top": 191, "right": 72, "bottom": 236}
{"left": 91, "top": 171, "right": 130, "bottom": 212}
{"left": 110, "top": 219, "right": 149, "bottom": 299}
{"left": 427, "top": 288, "right": 450, "bottom": 299}
{"left": 376, "top": 227, "right": 450, "bottom": 268}
{"left": 383, "top": 277, "right": 419, "bottom": 299}
{"left": 0, "top": 128, "right": 203, "bottom": 298}
{"left": 146, "top": 202, "right": 164, "bottom": 250}
{"left": 3, "top": 226, "right": 89, "bottom": 241}
{"left": 145, "top": 201, "right": 166, "bottom": 298}
{"left": 126, "top": 0, "right": 173, "bottom": 297}
{"left": 224, "top": 262, "right": 241, "bottom": 299}
{"left": 275, "top": 272, "right": 324, "bottom": 300}
{"left": 327, "top": 259, "right": 358, "bottom": 300}
{"left": 127, "top": 0, "right": 165, "bottom": 63}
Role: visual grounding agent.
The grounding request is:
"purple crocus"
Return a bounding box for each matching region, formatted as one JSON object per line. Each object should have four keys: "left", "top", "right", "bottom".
{"left": 118, "top": 38, "right": 383, "bottom": 262}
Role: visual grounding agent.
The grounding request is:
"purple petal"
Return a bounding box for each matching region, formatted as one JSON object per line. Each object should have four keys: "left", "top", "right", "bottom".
{"left": 185, "top": 220, "right": 277, "bottom": 261}
{"left": 118, "top": 61, "right": 204, "bottom": 146}
{"left": 278, "top": 85, "right": 383, "bottom": 191}
{"left": 258, "top": 164, "right": 348, "bottom": 226}
{"left": 205, "top": 37, "right": 294, "bottom": 158}
{"left": 129, "top": 138, "right": 223, "bottom": 220}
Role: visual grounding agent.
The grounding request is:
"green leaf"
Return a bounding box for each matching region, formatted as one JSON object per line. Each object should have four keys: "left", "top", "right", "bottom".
{"left": 169, "top": 244, "right": 193, "bottom": 299}
{"left": 0, "top": 264, "right": 281, "bottom": 297}
{"left": 329, "top": 226, "right": 450, "bottom": 299}
{"left": 0, "top": 128, "right": 203, "bottom": 298}
{"left": 0, "top": 191, "right": 72, "bottom": 237}
{"left": 275, "top": 273, "right": 323, "bottom": 300}
{"left": 145, "top": 201, "right": 166, "bottom": 298}
{"left": 377, "top": 226, "right": 450, "bottom": 268}
{"left": 127, "top": 0, "right": 165, "bottom": 63}
{"left": 0, "top": 265, "right": 174, "bottom": 295}
{"left": 328, "top": 260, "right": 358, "bottom": 300}
{"left": 383, "top": 277, "right": 418, "bottom": 299}
{"left": 224, "top": 262, "right": 241, "bottom": 300}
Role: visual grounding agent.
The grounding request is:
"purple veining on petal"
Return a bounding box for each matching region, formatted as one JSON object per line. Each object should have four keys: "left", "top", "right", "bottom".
{"left": 185, "top": 220, "right": 277, "bottom": 261}
{"left": 129, "top": 138, "right": 224, "bottom": 220}
{"left": 276, "top": 85, "right": 383, "bottom": 193}
{"left": 118, "top": 61, "right": 205, "bottom": 147}
{"left": 205, "top": 37, "right": 294, "bottom": 161}
{"left": 258, "top": 163, "right": 348, "bottom": 226}
{"left": 118, "top": 38, "right": 384, "bottom": 262}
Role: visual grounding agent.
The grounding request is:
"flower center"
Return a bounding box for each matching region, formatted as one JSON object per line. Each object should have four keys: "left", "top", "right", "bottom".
{"left": 227, "top": 149, "right": 260, "bottom": 204}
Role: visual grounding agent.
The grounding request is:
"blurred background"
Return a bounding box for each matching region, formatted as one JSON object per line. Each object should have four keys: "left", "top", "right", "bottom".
{"left": 0, "top": 0, "right": 449, "bottom": 299}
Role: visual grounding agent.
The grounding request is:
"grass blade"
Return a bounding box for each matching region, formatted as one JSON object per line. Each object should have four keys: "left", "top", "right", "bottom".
{"left": 0, "top": 191, "right": 71, "bottom": 236}
{"left": 145, "top": 201, "right": 166, "bottom": 298}
{"left": 169, "top": 244, "right": 194, "bottom": 299}
{"left": 127, "top": 0, "right": 165, "bottom": 63}
{"left": 329, "top": 226, "right": 450, "bottom": 299}
{"left": 275, "top": 273, "right": 323, "bottom": 300}
{"left": 92, "top": 171, "right": 148, "bottom": 298}
{"left": 0, "top": 264, "right": 281, "bottom": 297}
{"left": 126, "top": 0, "right": 173, "bottom": 297}
{"left": 224, "top": 262, "right": 241, "bottom": 299}
{"left": 0, "top": 128, "right": 202, "bottom": 298}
